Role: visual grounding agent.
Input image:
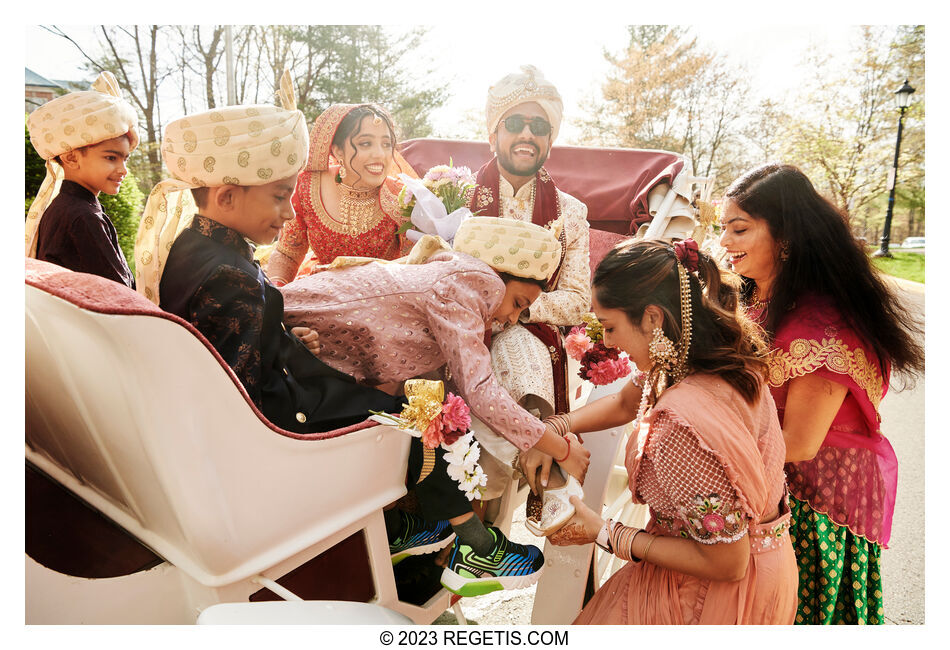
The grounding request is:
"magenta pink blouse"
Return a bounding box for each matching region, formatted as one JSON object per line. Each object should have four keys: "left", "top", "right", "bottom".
{"left": 766, "top": 294, "right": 895, "bottom": 546}
{"left": 279, "top": 251, "right": 546, "bottom": 451}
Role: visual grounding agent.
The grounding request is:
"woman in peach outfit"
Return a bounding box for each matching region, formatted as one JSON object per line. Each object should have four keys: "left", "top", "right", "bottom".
{"left": 541, "top": 239, "right": 797, "bottom": 624}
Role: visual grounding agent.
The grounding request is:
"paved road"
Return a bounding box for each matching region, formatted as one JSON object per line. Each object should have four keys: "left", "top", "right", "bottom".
{"left": 438, "top": 279, "right": 926, "bottom": 625}
{"left": 879, "top": 280, "right": 925, "bottom": 624}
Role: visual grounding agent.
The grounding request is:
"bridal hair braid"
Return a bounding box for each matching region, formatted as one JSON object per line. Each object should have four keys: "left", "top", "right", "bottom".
{"left": 593, "top": 239, "right": 769, "bottom": 404}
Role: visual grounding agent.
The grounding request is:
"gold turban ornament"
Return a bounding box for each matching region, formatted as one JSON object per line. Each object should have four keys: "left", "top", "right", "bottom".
{"left": 485, "top": 65, "right": 563, "bottom": 142}
{"left": 453, "top": 216, "right": 562, "bottom": 282}
{"left": 134, "top": 69, "right": 309, "bottom": 304}
{"left": 25, "top": 71, "right": 140, "bottom": 257}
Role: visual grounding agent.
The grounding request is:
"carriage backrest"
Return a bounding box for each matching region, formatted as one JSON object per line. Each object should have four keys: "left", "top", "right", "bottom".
{"left": 25, "top": 258, "right": 405, "bottom": 586}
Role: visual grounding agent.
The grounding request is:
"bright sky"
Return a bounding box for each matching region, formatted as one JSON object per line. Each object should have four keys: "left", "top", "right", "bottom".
{"left": 24, "top": 23, "right": 856, "bottom": 142}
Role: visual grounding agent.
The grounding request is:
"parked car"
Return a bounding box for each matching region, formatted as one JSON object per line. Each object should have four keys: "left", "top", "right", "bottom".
{"left": 901, "top": 236, "right": 925, "bottom": 249}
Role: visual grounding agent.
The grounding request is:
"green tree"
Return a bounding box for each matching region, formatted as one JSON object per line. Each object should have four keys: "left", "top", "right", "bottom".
{"left": 282, "top": 25, "right": 448, "bottom": 139}
{"left": 99, "top": 174, "right": 145, "bottom": 270}
{"left": 582, "top": 26, "right": 750, "bottom": 184}
{"left": 778, "top": 25, "right": 924, "bottom": 234}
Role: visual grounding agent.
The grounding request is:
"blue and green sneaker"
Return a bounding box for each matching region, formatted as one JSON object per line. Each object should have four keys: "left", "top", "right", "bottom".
{"left": 389, "top": 511, "right": 456, "bottom": 564}
{"left": 440, "top": 526, "right": 544, "bottom": 596}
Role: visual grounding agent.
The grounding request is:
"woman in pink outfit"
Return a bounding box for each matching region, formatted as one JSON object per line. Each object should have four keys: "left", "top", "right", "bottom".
{"left": 543, "top": 239, "right": 797, "bottom": 624}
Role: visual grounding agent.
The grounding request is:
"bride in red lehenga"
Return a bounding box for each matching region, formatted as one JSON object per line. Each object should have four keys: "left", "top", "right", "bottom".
{"left": 266, "top": 103, "right": 416, "bottom": 285}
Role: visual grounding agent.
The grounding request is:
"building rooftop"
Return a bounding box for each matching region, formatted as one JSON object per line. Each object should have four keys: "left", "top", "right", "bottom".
{"left": 25, "top": 67, "right": 63, "bottom": 89}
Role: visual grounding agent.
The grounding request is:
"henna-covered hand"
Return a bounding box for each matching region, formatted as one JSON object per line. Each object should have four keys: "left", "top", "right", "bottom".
{"left": 548, "top": 495, "right": 603, "bottom": 546}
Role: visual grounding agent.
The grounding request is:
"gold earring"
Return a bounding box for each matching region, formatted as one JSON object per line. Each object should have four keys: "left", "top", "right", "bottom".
{"left": 336, "top": 165, "right": 347, "bottom": 183}
{"left": 649, "top": 327, "right": 677, "bottom": 373}
{"left": 779, "top": 241, "right": 790, "bottom": 261}
{"left": 649, "top": 326, "right": 678, "bottom": 395}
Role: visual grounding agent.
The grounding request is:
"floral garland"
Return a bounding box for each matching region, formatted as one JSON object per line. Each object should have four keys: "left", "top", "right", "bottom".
{"left": 565, "top": 313, "right": 633, "bottom": 385}
{"left": 370, "top": 379, "right": 486, "bottom": 500}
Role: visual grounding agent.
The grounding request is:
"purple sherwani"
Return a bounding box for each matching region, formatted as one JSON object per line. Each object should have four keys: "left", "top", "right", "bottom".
{"left": 280, "top": 251, "right": 545, "bottom": 451}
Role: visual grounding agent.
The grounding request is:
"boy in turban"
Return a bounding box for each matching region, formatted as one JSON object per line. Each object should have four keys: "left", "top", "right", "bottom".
{"left": 26, "top": 71, "right": 139, "bottom": 287}
{"left": 134, "top": 72, "right": 403, "bottom": 435}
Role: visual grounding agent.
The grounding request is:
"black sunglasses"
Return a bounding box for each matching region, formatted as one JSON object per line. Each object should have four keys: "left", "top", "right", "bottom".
{"left": 502, "top": 115, "right": 552, "bottom": 137}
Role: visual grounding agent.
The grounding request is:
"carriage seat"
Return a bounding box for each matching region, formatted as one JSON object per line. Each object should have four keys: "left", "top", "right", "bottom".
{"left": 25, "top": 258, "right": 410, "bottom": 588}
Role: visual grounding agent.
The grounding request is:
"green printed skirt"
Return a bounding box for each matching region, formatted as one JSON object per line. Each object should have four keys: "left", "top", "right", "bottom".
{"left": 789, "top": 496, "right": 884, "bottom": 624}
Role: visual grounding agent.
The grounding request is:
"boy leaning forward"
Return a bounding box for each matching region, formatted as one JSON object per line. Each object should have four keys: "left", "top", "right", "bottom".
{"left": 134, "top": 72, "right": 403, "bottom": 434}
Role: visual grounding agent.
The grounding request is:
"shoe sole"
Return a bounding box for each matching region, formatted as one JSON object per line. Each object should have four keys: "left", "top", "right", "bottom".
{"left": 391, "top": 533, "right": 456, "bottom": 564}
{"left": 439, "top": 565, "right": 544, "bottom": 597}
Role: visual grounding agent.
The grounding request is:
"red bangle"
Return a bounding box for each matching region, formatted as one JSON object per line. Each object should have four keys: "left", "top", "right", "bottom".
{"left": 555, "top": 437, "right": 571, "bottom": 464}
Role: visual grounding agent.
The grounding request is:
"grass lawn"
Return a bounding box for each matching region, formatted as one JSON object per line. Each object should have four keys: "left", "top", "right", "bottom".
{"left": 870, "top": 250, "right": 925, "bottom": 284}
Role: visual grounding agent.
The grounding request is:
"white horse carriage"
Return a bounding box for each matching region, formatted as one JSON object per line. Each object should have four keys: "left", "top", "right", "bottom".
{"left": 25, "top": 139, "right": 714, "bottom": 625}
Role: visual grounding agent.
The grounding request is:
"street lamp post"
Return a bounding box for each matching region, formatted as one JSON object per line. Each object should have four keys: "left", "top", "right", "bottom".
{"left": 874, "top": 79, "right": 916, "bottom": 258}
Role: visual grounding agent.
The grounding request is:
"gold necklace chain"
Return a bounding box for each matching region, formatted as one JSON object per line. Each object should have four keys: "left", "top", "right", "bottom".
{"left": 338, "top": 182, "right": 381, "bottom": 236}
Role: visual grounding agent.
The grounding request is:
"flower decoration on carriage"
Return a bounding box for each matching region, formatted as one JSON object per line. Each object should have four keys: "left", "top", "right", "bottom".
{"left": 565, "top": 313, "right": 632, "bottom": 386}
{"left": 396, "top": 162, "right": 478, "bottom": 244}
{"left": 370, "top": 379, "right": 486, "bottom": 500}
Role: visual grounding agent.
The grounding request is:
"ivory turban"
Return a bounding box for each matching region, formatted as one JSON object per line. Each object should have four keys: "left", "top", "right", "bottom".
{"left": 25, "top": 71, "right": 139, "bottom": 257}
{"left": 134, "top": 70, "right": 308, "bottom": 304}
{"left": 485, "top": 65, "right": 563, "bottom": 141}
{"left": 453, "top": 216, "right": 562, "bottom": 282}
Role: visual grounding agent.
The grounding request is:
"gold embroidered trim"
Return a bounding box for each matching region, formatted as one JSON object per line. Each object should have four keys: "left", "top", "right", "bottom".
{"left": 767, "top": 337, "right": 883, "bottom": 408}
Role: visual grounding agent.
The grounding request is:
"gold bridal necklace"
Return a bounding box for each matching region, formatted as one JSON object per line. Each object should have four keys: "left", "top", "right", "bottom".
{"left": 337, "top": 181, "right": 380, "bottom": 236}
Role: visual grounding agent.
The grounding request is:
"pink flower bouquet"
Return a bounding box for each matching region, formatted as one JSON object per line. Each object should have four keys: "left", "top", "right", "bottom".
{"left": 567, "top": 314, "right": 632, "bottom": 386}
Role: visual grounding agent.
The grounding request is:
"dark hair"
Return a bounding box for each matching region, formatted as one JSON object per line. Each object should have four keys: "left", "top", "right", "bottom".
{"left": 725, "top": 163, "right": 924, "bottom": 380}
{"left": 497, "top": 271, "right": 547, "bottom": 290}
{"left": 190, "top": 185, "right": 248, "bottom": 209}
{"left": 332, "top": 105, "right": 396, "bottom": 186}
{"left": 593, "top": 239, "right": 769, "bottom": 404}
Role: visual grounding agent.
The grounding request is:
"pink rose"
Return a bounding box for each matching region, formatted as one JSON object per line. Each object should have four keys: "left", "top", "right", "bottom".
{"left": 565, "top": 326, "right": 593, "bottom": 361}
{"left": 421, "top": 414, "right": 445, "bottom": 449}
{"left": 702, "top": 513, "right": 726, "bottom": 533}
{"left": 441, "top": 393, "right": 471, "bottom": 435}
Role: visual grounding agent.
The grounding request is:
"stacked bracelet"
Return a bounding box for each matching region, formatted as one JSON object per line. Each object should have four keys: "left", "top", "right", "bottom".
{"left": 543, "top": 413, "right": 572, "bottom": 437}
{"left": 607, "top": 520, "right": 643, "bottom": 563}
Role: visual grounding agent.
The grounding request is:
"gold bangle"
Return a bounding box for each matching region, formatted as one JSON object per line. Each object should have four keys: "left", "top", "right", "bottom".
{"left": 639, "top": 534, "right": 657, "bottom": 562}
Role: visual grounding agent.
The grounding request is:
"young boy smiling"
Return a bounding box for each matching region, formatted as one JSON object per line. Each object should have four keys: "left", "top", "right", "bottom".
{"left": 27, "top": 71, "right": 139, "bottom": 287}
{"left": 134, "top": 92, "right": 405, "bottom": 434}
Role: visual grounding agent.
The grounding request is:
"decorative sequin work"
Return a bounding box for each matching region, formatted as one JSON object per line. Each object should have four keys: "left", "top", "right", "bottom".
{"left": 767, "top": 336, "right": 884, "bottom": 408}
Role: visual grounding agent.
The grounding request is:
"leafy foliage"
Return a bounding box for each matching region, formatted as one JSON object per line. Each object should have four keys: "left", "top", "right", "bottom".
{"left": 281, "top": 25, "right": 448, "bottom": 140}
{"left": 99, "top": 174, "right": 145, "bottom": 271}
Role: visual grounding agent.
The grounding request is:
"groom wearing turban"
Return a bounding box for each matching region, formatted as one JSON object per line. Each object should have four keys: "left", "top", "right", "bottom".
{"left": 466, "top": 65, "right": 591, "bottom": 485}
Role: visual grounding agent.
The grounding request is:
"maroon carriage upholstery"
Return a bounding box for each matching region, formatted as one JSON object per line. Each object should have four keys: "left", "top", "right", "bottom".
{"left": 397, "top": 139, "right": 684, "bottom": 235}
